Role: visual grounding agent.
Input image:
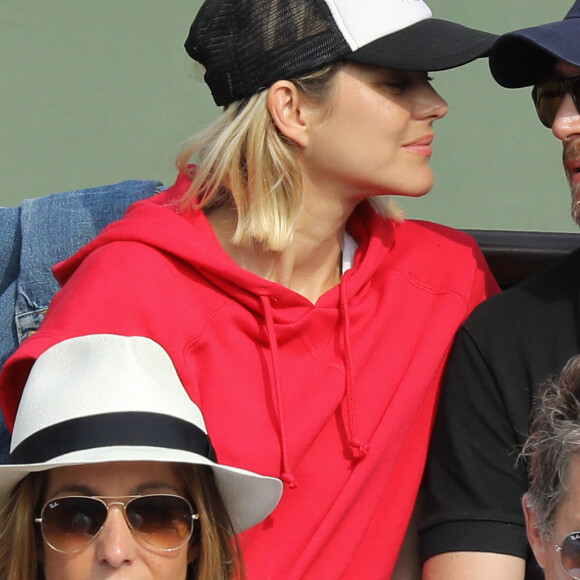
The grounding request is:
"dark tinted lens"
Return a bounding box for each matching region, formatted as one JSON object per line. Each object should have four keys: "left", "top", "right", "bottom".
{"left": 533, "top": 80, "right": 564, "bottom": 128}
{"left": 571, "top": 77, "right": 580, "bottom": 115}
{"left": 41, "top": 497, "right": 107, "bottom": 553}
{"left": 126, "top": 495, "right": 194, "bottom": 551}
{"left": 562, "top": 533, "right": 580, "bottom": 579}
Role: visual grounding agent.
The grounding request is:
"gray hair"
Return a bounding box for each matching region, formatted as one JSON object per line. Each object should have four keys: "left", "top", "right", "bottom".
{"left": 523, "top": 354, "right": 580, "bottom": 539}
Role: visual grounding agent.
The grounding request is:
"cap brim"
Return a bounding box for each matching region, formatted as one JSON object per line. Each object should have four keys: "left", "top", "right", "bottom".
{"left": 345, "top": 19, "right": 497, "bottom": 71}
{"left": 0, "top": 446, "right": 283, "bottom": 534}
{"left": 490, "top": 20, "right": 580, "bottom": 88}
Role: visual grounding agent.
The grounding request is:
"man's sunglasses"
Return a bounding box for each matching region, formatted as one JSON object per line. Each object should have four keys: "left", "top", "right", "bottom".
{"left": 35, "top": 494, "right": 199, "bottom": 554}
{"left": 532, "top": 74, "right": 580, "bottom": 129}
{"left": 555, "top": 531, "right": 580, "bottom": 579}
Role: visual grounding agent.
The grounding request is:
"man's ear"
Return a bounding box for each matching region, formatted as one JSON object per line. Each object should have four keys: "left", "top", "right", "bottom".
{"left": 267, "top": 80, "right": 310, "bottom": 148}
{"left": 523, "top": 493, "right": 548, "bottom": 570}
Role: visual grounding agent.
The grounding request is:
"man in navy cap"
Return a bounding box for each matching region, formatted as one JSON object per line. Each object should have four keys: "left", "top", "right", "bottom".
{"left": 420, "top": 2, "right": 580, "bottom": 580}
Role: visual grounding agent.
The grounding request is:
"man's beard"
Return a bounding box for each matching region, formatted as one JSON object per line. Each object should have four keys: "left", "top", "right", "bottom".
{"left": 563, "top": 140, "right": 580, "bottom": 225}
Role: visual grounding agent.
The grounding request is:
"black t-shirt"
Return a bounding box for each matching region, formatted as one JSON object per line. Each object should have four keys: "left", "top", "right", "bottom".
{"left": 419, "top": 247, "right": 580, "bottom": 580}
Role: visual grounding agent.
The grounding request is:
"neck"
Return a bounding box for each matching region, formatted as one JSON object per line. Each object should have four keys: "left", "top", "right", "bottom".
{"left": 207, "top": 194, "right": 357, "bottom": 303}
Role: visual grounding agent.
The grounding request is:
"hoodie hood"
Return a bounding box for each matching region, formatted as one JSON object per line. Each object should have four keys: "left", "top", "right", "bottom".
{"left": 56, "top": 172, "right": 395, "bottom": 318}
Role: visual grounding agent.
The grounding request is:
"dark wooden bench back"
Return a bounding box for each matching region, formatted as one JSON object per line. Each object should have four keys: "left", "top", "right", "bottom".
{"left": 466, "top": 230, "right": 580, "bottom": 289}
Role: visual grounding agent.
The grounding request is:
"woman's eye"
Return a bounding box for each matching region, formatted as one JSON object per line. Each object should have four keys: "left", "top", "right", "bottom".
{"left": 384, "top": 81, "right": 410, "bottom": 92}
{"left": 379, "top": 72, "right": 434, "bottom": 94}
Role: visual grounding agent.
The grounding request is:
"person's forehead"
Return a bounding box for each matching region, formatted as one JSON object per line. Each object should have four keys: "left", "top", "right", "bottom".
{"left": 553, "top": 59, "right": 580, "bottom": 78}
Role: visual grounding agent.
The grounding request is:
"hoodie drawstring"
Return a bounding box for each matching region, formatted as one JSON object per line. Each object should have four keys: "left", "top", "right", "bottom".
{"left": 340, "top": 278, "right": 370, "bottom": 460}
{"left": 260, "top": 295, "right": 298, "bottom": 488}
{"left": 259, "top": 281, "right": 369, "bottom": 488}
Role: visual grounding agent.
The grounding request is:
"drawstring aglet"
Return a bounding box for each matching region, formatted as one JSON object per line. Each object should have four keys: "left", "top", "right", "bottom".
{"left": 349, "top": 439, "right": 370, "bottom": 461}
{"left": 281, "top": 471, "right": 299, "bottom": 488}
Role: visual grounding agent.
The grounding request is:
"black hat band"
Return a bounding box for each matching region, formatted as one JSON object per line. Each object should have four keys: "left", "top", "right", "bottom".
{"left": 9, "top": 412, "right": 217, "bottom": 465}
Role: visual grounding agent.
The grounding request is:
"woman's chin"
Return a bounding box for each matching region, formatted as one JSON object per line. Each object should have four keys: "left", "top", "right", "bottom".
{"left": 388, "top": 184, "right": 434, "bottom": 199}
{"left": 385, "top": 172, "right": 435, "bottom": 199}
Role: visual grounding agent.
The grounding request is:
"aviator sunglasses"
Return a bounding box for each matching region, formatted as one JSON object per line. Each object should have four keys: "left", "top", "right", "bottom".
{"left": 532, "top": 74, "right": 580, "bottom": 129}
{"left": 555, "top": 531, "right": 580, "bottom": 579}
{"left": 35, "top": 493, "right": 199, "bottom": 553}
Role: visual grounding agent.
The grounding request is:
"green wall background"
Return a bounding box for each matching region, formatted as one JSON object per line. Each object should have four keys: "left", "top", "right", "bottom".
{"left": 1, "top": 1, "right": 576, "bottom": 232}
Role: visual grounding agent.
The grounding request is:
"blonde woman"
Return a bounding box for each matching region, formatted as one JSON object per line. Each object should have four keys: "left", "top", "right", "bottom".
{"left": 0, "top": 335, "right": 282, "bottom": 579}
{"left": 0, "top": 0, "right": 498, "bottom": 577}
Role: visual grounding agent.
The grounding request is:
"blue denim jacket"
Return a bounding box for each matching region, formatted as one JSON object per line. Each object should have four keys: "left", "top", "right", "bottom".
{"left": 0, "top": 180, "right": 164, "bottom": 463}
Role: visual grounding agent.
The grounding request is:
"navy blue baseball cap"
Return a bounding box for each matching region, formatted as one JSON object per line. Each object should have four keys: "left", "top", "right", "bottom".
{"left": 490, "top": 0, "right": 580, "bottom": 88}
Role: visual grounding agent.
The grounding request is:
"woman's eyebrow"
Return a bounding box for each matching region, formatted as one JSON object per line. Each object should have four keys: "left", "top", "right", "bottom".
{"left": 46, "top": 484, "right": 96, "bottom": 497}
{"left": 132, "top": 481, "right": 184, "bottom": 495}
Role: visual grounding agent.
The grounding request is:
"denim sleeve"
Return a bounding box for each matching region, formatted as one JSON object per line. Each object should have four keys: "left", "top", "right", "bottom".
{"left": 0, "top": 208, "right": 22, "bottom": 462}
{"left": 15, "top": 180, "right": 164, "bottom": 343}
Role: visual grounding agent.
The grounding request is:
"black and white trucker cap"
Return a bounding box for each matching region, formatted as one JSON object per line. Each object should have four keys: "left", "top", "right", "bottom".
{"left": 185, "top": 0, "right": 497, "bottom": 105}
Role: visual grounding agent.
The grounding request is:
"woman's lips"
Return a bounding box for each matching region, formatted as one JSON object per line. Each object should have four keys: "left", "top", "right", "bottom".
{"left": 404, "top": 135, "right": 434, "bottom": 156}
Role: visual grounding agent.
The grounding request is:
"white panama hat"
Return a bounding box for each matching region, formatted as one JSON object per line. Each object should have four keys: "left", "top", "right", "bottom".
{"left": 2, "top": 334, "right": 283, "bottom": 533}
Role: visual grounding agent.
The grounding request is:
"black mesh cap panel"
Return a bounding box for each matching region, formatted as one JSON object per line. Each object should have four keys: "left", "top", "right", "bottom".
{"left": 185, "top": 0, "right": 350, "bottom": 105}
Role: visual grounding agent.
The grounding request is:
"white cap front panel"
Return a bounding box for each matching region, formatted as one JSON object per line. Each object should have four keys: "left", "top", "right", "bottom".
{"left": 325, "top": 0, "right": 432, "bottom": 49}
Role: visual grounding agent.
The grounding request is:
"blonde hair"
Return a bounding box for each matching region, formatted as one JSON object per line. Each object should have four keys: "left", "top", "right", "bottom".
{"left": 177, "top": 63, "right": 402, "bottom": 252}
{"left": 0, "top": 464, "right": 244, "bottom": 580}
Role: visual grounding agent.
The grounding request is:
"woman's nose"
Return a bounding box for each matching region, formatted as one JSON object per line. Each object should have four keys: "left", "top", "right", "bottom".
{"left": 94, "top": 505, "right": 138, "bottom": 568}
{"left": 416, "top": 84, "right": 449, "bottom": 121}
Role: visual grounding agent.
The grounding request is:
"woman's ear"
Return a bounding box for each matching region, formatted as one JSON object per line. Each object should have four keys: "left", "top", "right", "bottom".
{"left": 522, "top": 494, "right": 547, "bottom": 570}
{"left": 267, "top": 80, "right": 310, "bottom": 148}
{"left": 36, "top": 530, "right": 44, "bottom": 563}
{"left": 188, "top": 541, "right": 201, "bottom": 564}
